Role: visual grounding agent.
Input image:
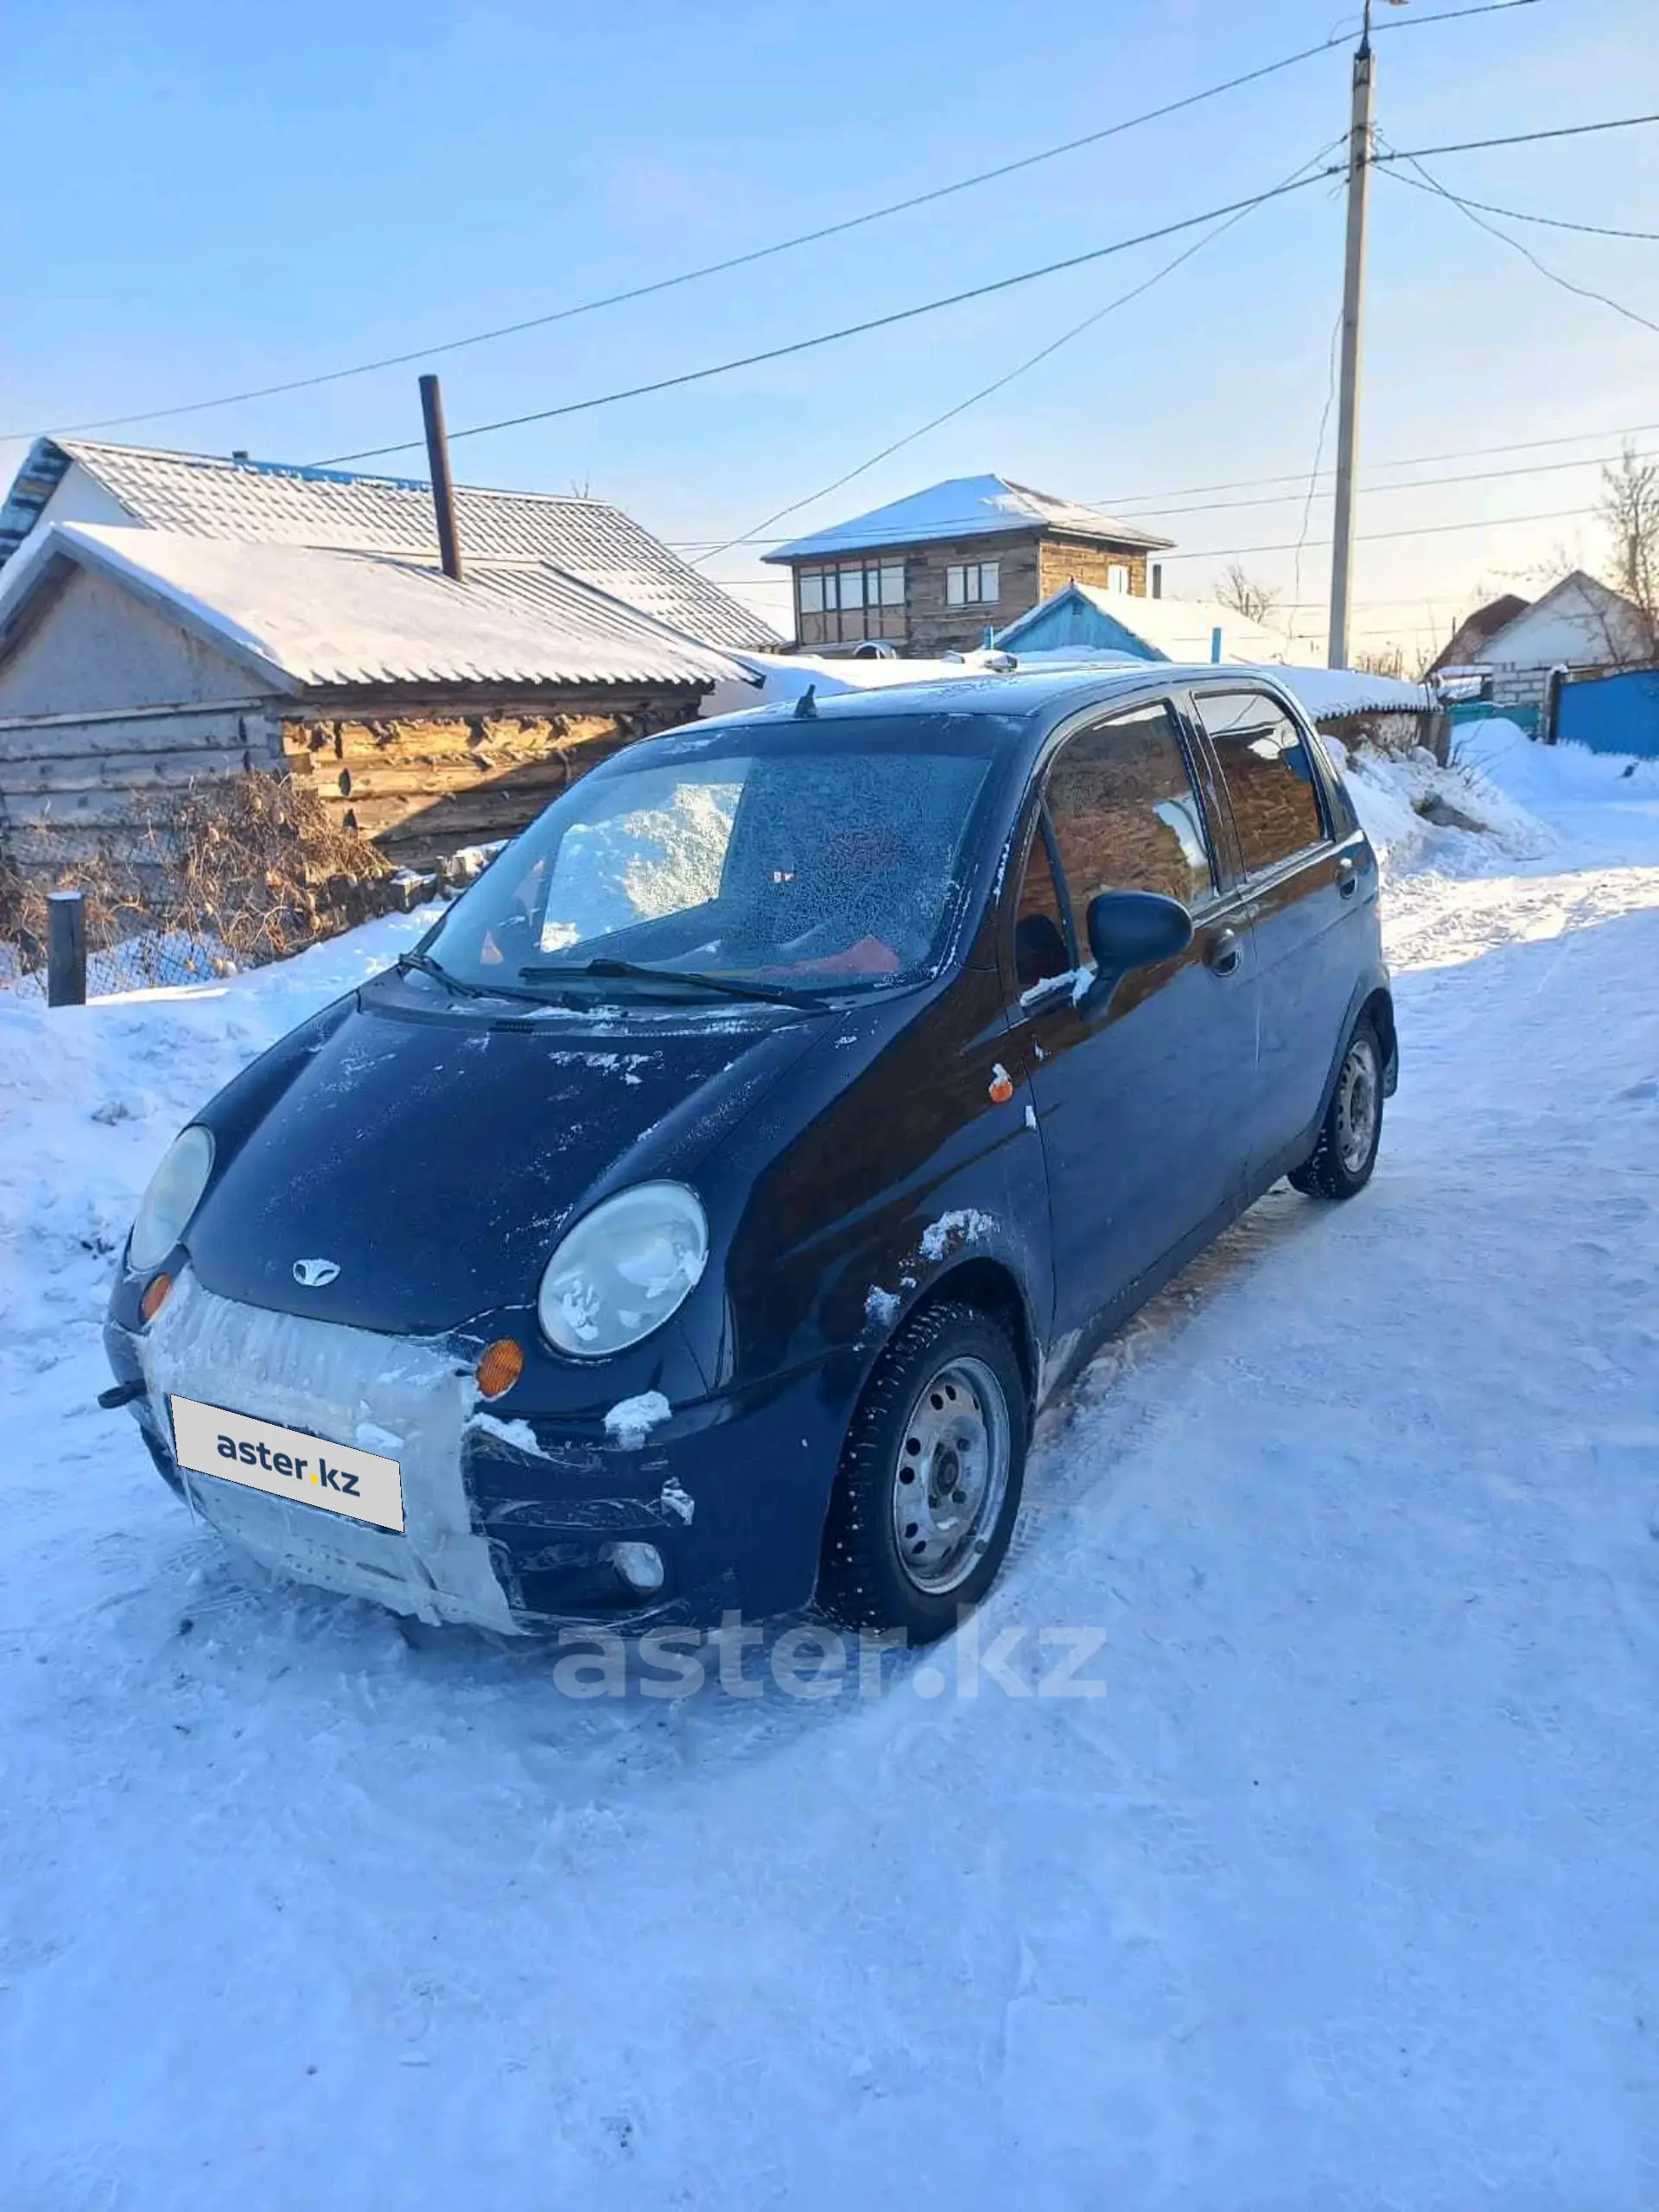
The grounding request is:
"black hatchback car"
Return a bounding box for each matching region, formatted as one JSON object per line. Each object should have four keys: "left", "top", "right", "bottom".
{"left": 105, "top": 665, "right": 1395, "bottom": 1643}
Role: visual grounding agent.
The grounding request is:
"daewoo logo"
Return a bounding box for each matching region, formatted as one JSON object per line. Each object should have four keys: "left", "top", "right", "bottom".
{"left": 292, "top": 1257, "right": 341, "bottom": 1288}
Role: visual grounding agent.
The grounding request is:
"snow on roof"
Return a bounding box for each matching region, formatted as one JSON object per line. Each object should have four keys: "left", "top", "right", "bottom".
{"left": 997, "top": 581, "right": 1296, "bottom": 664}
{"left": 763, "top": 474, "right": 1174, "bottom": 563}
{"left": 702, "top": 648, "right": 1431, "bottom": 729}
{"left": 0, "top": 436, "right": 780, "bottom": 652}
{"left": 1014, "top": 647, "right": 1431, "bottom": 720}
{"left": 0, "top": 524, "right": 751, "bottom": 693}
{"left": 1233, "top": 662, "right": 1433, "bottom": 720}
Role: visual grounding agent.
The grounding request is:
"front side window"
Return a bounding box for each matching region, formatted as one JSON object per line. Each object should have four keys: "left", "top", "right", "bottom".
{"left": 1194, "top": 690, "right": 1326, "bottom": 875}
{"left": 1107, "top": 563, "right": 1131, "bottom": 594}
{"left": 797, "top": 561, "right": 906, "bottom": 645}
{"left": 946, "top": 561, "right": 1001, "bottom": 607}
{"left": 1012, "top": 819, "right": 1072, "bottom": 992}
{"left": 1044, "top": 702, "right": 1215, "bottom": 916}
{"left": 425, "top": 734, "right": 995, "bottom": 999}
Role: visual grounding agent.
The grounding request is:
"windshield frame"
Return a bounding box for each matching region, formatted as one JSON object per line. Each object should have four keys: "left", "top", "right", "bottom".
{"left": 418, "top": 712, "right": 1023, "bottom": 1007}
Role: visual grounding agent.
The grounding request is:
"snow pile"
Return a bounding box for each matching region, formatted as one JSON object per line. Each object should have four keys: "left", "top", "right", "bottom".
{"left": 1330, "top": 721, "right": 1554, "bottom": 874}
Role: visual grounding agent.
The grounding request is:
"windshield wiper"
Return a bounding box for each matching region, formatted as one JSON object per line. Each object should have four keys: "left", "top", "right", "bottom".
{"left": 396, "top": 950, "right": 572, "bottom": 1009}
{"left": 518, "top": 957, "right": 828, "bottom": 1011}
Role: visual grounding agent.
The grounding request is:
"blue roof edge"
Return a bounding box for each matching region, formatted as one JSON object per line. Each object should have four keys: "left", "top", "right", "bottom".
{"left": 0, "top": 438, "right": 73, "bottom": 571}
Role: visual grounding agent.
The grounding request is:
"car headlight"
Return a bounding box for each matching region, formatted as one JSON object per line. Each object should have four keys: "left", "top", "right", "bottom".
{"left": 537, "top": 1182, "right": 708, "bottom": 1358}
{"left": 129, "top": 1126, "right": 215, "bottom": 1274}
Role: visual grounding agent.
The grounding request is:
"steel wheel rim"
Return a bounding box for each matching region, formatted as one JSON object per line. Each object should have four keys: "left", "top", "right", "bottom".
{"left": 890, "top": 1355, "right": 1011, "bottom": 1596}
{"left": 1336, "top": 1033, "right": 1380, "bottom": 1175}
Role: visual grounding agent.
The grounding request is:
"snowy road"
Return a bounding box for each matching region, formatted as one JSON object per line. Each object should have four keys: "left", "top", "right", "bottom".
{"left": 3, "top": 732, "right": 1658, "bottom": 2209}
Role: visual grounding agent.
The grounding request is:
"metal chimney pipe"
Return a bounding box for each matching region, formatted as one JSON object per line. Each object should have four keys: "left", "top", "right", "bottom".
{"left": 418, "top": 373, "right": 464, "bottom": 582}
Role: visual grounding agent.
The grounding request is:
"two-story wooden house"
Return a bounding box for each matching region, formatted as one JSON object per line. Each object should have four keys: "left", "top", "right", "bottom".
{"left": 764, "top": 474, "right": 1173, "bottom": 657}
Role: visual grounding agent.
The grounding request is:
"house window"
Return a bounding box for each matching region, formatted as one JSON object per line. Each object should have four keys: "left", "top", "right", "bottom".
{"left": 797, "top": 561, "right": 906, "bottom": 645}
{"left": 946, "top": 561, "right": 1001, "bottom": 607}
{"left": 1107, "top": 563, "right": 1131, "bottom": 594}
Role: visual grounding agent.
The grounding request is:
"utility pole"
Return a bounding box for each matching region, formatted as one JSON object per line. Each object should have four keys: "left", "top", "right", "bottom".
{"left": 1327, "top": 4, "right": 1377, "bottom": 670}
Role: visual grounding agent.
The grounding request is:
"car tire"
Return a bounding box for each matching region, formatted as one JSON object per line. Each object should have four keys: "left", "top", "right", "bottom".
{"left": 816, "top": 1300, "right": 1029, "bottom": 1644}
{"left": 1289, "top": 1014, "right": 1384, "bottom": 1200}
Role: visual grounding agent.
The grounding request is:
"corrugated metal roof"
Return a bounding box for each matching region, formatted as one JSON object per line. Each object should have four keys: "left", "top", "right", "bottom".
{"left": 765, "top": 474, "right": 1175, "bottom": 563}
{"left": 0, "top": 436, "right": 780, "bottom": 652}
{"left": 0, "top": 524, "right": 752, "bottom": 694}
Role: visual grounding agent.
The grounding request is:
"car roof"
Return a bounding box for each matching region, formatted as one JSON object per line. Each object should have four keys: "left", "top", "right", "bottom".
{"left": 695, "top": 660, "right": 1304, "bottom": 747}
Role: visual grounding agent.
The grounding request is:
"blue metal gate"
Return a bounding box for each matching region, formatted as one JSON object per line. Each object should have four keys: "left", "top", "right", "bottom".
{"left": 1555, "top": 667, "right": 1659, "bottom": 758}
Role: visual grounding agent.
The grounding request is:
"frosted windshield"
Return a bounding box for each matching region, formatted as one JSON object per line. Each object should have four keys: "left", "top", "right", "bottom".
{"left": 428, "top": 743, "right": 994, "bottom": 995}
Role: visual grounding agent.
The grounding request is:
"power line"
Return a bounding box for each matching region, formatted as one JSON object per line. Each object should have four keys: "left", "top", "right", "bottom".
{"left": 1379, "top": 153, "right": 1659, "bottom": 336}
{"left": 704, "top": 493, "right": 1595, "bottom": 578}
{"left": 1376, "top": 185, "right": 1659, "bottom": 242}
{"left": 674, "top": 442, "right": 1643, "bottom": 561}
{"left": 315, "top": 111, "right": 1659, "bottom": 469}
{"left": 1371, "top": 111, "right": 1659, "bottom": 163}
{"left": 1109, "top": 440, "right": 1656, "bottom": 524}
{"left": 693, "top": 137, "right": 1348, "bottom": 567}
{"left": 1291, "top": 305, "right": 1344, "bottom": 623}
{"left": 673, "top": 418, "right": 1659, "bottom": 543}
{"left": 1154, "top": 498, "right": 1595, "bottom": 562}
{"left": 313, "top": 173, "right": 1344, "bottom": 466}
{"left": 2, "top": 0, "right": 1541, "bottom": 448}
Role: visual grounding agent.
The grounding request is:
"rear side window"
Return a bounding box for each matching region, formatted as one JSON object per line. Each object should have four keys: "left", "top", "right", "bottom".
{"left": 1044, "top": 702, "right": 1214, "bottom": 912}
{"left": 1195, "top": 690, "right": 1327, "bottom": 875}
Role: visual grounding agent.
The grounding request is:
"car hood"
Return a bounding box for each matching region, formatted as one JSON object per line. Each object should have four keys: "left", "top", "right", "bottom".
{"left": 184, "top": 988, "right": 822, "bottom": 1333}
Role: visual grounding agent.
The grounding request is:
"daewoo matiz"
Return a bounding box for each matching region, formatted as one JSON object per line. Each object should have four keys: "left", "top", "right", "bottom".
{"left": 104, "top": 666, "right": 1395, "bottom": 1643}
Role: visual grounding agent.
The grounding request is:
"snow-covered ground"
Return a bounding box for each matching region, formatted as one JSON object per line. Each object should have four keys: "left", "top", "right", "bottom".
{"left": 3, "top": 730, "right": 1659, "bottom": 2208}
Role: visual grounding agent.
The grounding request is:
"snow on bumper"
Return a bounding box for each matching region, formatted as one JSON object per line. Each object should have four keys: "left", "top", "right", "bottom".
{"left": 134, "top": 1272, "right": 518, "bottom": 1634}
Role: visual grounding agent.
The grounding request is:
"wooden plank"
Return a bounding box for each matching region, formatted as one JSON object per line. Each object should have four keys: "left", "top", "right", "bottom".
{"left": 2, "top": 745, "right": 257, "bottom": 794}
{"left": 0, "top": 789, "right": 192, "bottom": 830}
{"left": 0, "top": 709, "right": 260, "bottom": 763}
{"left": 0, "top": 696, "right": 270, "bottom": 733}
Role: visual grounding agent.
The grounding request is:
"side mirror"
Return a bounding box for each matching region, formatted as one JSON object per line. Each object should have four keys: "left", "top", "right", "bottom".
{"left": 1081, "top": 890, "right": 1193, "bottom": 1014}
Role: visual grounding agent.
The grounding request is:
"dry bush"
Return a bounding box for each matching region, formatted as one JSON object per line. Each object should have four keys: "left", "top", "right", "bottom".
{"left": 0, "top": 772, "right": 394, "bottom": 991}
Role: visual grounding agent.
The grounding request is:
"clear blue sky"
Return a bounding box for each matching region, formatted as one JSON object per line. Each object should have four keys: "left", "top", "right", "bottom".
{"left": 3, "top": 0, "right": 1655, "bottom": 659}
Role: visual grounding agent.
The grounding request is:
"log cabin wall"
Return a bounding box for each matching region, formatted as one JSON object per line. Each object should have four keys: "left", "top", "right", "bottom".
{"left": 278, "top": 685, "right": 704, "bottom": 865}
{"left": 0, "top": 679, "right": 704, "bottom": 880}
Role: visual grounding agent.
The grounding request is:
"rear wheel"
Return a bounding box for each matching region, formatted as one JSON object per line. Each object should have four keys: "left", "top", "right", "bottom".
{"left": 817, "top": 1301, "right": 1028, "bottom": 1643}
{"left": 1289, "top": 1016, "right": 1383, "bottom": 1199}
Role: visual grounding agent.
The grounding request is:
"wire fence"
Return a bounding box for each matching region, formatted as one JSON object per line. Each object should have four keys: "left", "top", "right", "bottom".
{"left": 0, "top": 929, "right": 238, "bottom": 1003}
{"left": 0, "top": 819, "right": 504, "bottom": 1007}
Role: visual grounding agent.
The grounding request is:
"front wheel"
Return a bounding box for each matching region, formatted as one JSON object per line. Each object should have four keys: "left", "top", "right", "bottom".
{"left": 816, "top": 1301, "right": 1029, "bottom": 1643}
{"left": 1289, "top": 1016, "right": 1383, "bottom": 1200}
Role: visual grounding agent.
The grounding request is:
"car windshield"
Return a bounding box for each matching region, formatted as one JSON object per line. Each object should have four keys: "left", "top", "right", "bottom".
{"left": 422, "top": 727, "right": 997, "bottom": 1000}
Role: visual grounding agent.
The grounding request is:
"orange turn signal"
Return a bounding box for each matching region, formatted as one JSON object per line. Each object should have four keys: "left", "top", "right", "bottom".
{"left": 475, "top": 1337, "right": 525, "bottom": 1400}
{"left": 140, "top": 1272, "right": 174, "bottom": 1325}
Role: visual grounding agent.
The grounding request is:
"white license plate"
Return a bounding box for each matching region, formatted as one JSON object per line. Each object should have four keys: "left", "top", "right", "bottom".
{"left": 169, "top": 1394, "right": 404, "bottom": 1533}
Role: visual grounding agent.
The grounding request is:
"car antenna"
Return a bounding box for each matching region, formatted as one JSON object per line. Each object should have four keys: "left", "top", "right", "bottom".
{"left": 793, "top": 683, "right": 817, "bottom": 719}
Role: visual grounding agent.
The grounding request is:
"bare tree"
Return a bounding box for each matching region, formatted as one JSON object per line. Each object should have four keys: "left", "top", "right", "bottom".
{"left": 1597, "top": 444, "right": 1659, "bottom": 658}
{"left": 1354, "top": 641, "right": 1407, "bottom": 680}
{"left": 1215, "top": 563, "right": 1278, "bottom": 625}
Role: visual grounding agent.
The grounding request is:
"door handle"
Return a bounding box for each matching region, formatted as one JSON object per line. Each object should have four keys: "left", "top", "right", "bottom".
{"left": 1337, "top": 855, "right": 1358, "bottom": 899}
{"left": 1204, "top": 925, "right": 1241, "bottom": 976}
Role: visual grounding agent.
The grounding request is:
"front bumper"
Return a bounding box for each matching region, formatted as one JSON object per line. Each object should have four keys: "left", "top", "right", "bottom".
{"left": 108, "top": 1273, "right": 846, "bottom": 1633}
